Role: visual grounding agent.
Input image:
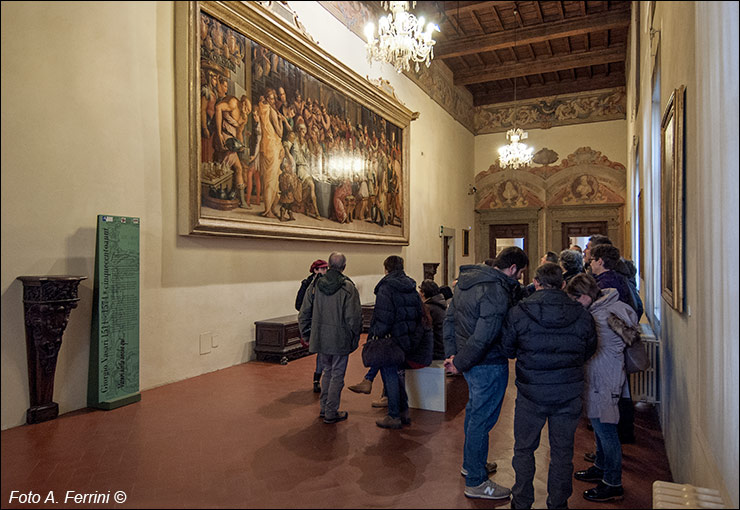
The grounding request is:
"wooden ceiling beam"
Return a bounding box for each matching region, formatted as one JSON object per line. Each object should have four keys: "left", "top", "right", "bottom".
{"left": 455, "top": 45, "right": 626, "bottom": 85}
{"left": 443, "top": 1, "right": 493, "bottom": 16}
{"left": 436, "top": 9, "right": 630, "bottom": 59}
{"left": 473, "top": 73, "right": 625, "bottom": 106}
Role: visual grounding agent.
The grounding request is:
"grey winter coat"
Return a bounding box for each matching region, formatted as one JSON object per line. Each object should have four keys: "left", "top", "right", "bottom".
{"left": 443, "top": 264, "right": 520, "bottom": 373}
{"left": 298, "top": 269, "right": 362, "bottom": 356}
{"left": 585, "top": 288, "right": 638, "bottom": 423}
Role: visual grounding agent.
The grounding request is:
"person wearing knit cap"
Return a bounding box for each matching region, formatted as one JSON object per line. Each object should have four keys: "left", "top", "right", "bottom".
{"left": 296, "top": 259, "right": 328, "bottom": 392}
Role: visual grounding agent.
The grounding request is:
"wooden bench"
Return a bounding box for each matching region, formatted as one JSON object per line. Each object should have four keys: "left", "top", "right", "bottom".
{"left": 405, "top": 360, "right": 447, "bottom": 412}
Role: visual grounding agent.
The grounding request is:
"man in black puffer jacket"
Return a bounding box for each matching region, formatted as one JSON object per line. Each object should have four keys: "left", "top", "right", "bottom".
{"left": 443, "top": 247, "right": 529, "bottom": 501}
{"left": 501, "top": 263, "right": 597, "bottom": 510}
{"left": 368, "top": 255, "right": 422, "bottom": 430}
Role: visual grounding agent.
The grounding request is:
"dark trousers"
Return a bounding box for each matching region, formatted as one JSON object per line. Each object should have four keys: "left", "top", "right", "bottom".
{"left": 617, "top": 397, "right": 635, "bottom": 443}
{"left": 512, "top": 394, "right": 581, "bottom": 509}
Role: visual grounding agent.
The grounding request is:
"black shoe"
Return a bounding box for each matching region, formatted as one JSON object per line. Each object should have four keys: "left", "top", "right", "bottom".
{"left": 323, "top": 411, "right": 348, "bottom": 424}
{"left": 584, "top": 451, "right": 596, "bottom": 463}
{"left": 584, "top": 481, "right": 624, "bottom": 502}
{"left": 574, "top": 466, "right": 604, "bottom": 482}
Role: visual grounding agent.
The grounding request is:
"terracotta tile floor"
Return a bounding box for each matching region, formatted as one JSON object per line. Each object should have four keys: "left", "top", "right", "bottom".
{"left": 2, "top": 344, "right": 672, "bottom": 508}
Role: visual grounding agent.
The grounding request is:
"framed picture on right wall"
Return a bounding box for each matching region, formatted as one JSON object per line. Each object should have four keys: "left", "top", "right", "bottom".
{"left": 660, "top": 85, "right": 686, "bottom": 313}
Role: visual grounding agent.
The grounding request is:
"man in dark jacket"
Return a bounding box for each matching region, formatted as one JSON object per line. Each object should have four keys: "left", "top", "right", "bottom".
{"left": 295, "top": 259, "right": 328, "bottom": 393}
{"left": 501, "top": 263, "right": 597, "bottom": 510}
{"left": 443, "top": 247, "right": 529, "bottom": 501}
{"left": 299, "top": 252, "right": 361, "bottom": 425}
{"left": 369, "top": 256, "right": 422, "bottom": 429}
{"left": 585, "top": 235, "right": 643, "bottom": 320}
{"left": 419, "top": 279, "right": 447, "bottom": 360}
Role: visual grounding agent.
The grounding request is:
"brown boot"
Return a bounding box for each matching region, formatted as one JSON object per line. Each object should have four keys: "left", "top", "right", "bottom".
{"left": 371, "top": 395, "right": 388, "bottom": 407}
{"left": 348, "top": 379, "right": 372, "bottom": 394}
{"left": 376, "top": 415, "right": 402, "bottom": 429}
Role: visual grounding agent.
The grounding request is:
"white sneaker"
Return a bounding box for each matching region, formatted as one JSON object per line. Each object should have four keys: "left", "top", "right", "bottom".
{"left": 464, "top": 479, "right": 511, "bottom": 500}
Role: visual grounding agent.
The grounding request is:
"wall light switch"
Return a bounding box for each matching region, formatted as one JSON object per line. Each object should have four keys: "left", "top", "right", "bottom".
{"left": 199, "top": 332, "right": 211, "bottom": 355}
{"left": 211, "top": 333, "right": 219, "bottom": 348}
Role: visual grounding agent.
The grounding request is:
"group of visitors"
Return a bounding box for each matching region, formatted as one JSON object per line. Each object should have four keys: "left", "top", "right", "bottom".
{"left": 294, "top": 233, "right": 643, "bottom": 508}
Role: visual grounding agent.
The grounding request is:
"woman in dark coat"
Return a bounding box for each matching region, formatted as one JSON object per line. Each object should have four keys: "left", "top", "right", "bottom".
{"left": 368, "top": 256, "right": 422, "bottom": 429}
{"left": 295, "top": 259, "right": 328, "bottom": 392}
{"left": 419, "top": 279, "right": 447, "bottom": 360}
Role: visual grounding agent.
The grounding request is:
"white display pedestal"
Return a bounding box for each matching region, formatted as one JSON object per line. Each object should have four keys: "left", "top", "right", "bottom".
{"left": 405, "top": 360, "right": 447, "bottom": 412}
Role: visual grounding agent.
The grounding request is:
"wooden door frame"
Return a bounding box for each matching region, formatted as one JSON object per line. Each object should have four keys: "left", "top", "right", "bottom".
{"left": 489, "top": 223, "right": 530, "bottom": 284}
{"left": 561, "top": 221, "right": 609, "bottom": 252}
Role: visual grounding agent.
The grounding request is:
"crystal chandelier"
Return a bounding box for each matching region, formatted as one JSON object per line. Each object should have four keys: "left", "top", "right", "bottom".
{"left": 498, "top": 10, "right": 533, "bottom": 169}
{"left": 364, "top": 1, "right": 439, "bottom": 73}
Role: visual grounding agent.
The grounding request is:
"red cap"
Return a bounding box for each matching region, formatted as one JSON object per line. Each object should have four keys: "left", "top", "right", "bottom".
{"left": 310, "top": 259, "right": 328, "bottom": 272}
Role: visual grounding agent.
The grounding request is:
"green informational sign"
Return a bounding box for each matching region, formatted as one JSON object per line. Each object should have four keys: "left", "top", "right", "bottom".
{"left": 88, "top": 215, "right": 141, "bottom": 409}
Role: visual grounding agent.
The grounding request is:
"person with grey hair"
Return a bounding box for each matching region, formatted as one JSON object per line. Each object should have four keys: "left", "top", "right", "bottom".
{"left": 299, "top": 252, "right": 362, "bottom": 424}
{"left": 559, "top": 249, "right": 584, "bottom": 283}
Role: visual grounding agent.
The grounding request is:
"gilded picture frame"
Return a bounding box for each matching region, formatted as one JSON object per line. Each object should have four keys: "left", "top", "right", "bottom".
{"left": 660, "top": 85, "right": 685, "bottom": 313}
{"left": 175, "top": 1, "right": 414, "bottom": 244}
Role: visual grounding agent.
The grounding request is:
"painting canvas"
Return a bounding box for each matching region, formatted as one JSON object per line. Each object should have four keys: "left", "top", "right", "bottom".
{"left": 176, "top": 1, "right": 414, "bottom": 244}
{"left": 660, "top": 85, "right": 685, "bottom": 312}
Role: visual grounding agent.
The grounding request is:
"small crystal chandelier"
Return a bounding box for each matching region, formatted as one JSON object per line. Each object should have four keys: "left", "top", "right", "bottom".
{"left": 498, "top": 10, "right": 533, "bottom": 169}
{"left": 364, "top": 1, "right": 439, "bottom": 73}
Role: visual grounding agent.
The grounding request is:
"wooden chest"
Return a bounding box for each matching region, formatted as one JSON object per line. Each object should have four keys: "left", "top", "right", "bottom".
{"left": 254, "top": 314, "right": 307, "bottom": 364}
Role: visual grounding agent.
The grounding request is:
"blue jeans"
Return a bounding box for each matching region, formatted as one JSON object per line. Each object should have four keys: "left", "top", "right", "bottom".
{"left": 511, "top": 394, "right": 581, "bottom": 510}
{"left": 591, "top": 418, "right": 623, "bottom": 486}
{"left": 364, "top": 366, "right": 379, "bottom": 381}
{"left": 462, "top": 363, "right": 509, "bottom": 486}
{"left": 379, "top": 365, "right": 407, "bottom": 419}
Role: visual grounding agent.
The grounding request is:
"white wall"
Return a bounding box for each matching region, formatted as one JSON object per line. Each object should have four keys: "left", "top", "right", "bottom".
{"left": 625, "top": 2, "right": 739, "bottom": 506}
{"left": 0, "top": 1, "right": 475, "bottom": 429}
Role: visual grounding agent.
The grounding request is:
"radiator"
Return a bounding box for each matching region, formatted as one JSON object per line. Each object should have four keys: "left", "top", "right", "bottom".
{"left": 630, "top": 323, "right": 660, "bottom": 404}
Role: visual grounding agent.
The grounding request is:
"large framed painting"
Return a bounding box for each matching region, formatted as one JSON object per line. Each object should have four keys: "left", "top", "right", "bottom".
{"left": 660, "top": 85, "right": 685, "bottom": 312}
{"left": 175, "top": 1, "right": 415, "bottom": 244}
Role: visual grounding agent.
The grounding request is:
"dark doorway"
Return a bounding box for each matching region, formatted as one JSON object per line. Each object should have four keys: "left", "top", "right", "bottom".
{"left": 489, "top": 224, "right": 529, "bottom": 284}
{"left": 562, "top": 221, "right": 609, "bottom": 252}
{"left": 442, "top": 235, "right": 452, "bottom": 286}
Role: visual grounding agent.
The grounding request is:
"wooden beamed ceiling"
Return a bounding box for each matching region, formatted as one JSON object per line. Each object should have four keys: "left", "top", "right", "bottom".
{"left": 366, "top": 1, "right": 632, "bottom": 107}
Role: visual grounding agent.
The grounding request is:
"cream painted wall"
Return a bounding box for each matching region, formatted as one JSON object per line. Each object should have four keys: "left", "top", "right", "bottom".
{"left": 625, "top": 1, "right": 739, "bottom": 506}
{"left": 0, "top": 1, "right": 475, "bottom": 430}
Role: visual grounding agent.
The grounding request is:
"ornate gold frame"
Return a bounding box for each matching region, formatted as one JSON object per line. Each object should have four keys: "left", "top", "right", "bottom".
{"left": 175, "top": 1, "right": 414, "bottom": 244}
{"left": 660, "top": 85, "right": 685, "bottom": 312}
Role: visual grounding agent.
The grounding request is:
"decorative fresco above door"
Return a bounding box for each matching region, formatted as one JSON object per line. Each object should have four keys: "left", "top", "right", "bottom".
{"left": 474, "top": 146, "right": 626, "bottom": 211}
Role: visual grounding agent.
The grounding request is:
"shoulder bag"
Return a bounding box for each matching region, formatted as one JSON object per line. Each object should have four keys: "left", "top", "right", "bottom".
{"left": 607, "top": 313, "right": 650, "bottom": 373}
{"left": 361, "top": 334, "right": 405, "bottom": 368}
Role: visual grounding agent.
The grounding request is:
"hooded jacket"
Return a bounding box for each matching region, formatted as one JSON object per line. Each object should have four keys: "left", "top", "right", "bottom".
{"left": 501, "top": 289, "right": 597, "bottom": 404}
{"left": 298, "top": 268, "right": 362, "bottom": 356}
{"left": 585, "top": 288, "right": 637, "bottom": 423}
{"left": 443, "top": 264, "right": 520, "bottom": 373}
{"left": 367, "top": 270, "right": 422, "bottom": 354}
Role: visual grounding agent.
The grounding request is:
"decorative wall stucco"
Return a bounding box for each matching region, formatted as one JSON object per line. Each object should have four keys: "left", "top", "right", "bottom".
{"left": 474, "top": 88, "right": 627, "bottom": 134}
{"left": 474, "top": 146, "right": 627, "bottom": 211}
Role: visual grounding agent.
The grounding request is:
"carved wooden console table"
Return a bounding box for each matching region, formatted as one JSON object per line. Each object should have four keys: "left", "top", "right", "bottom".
{"left": 17, "top": 275, "right": 86, "bottom": 424}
